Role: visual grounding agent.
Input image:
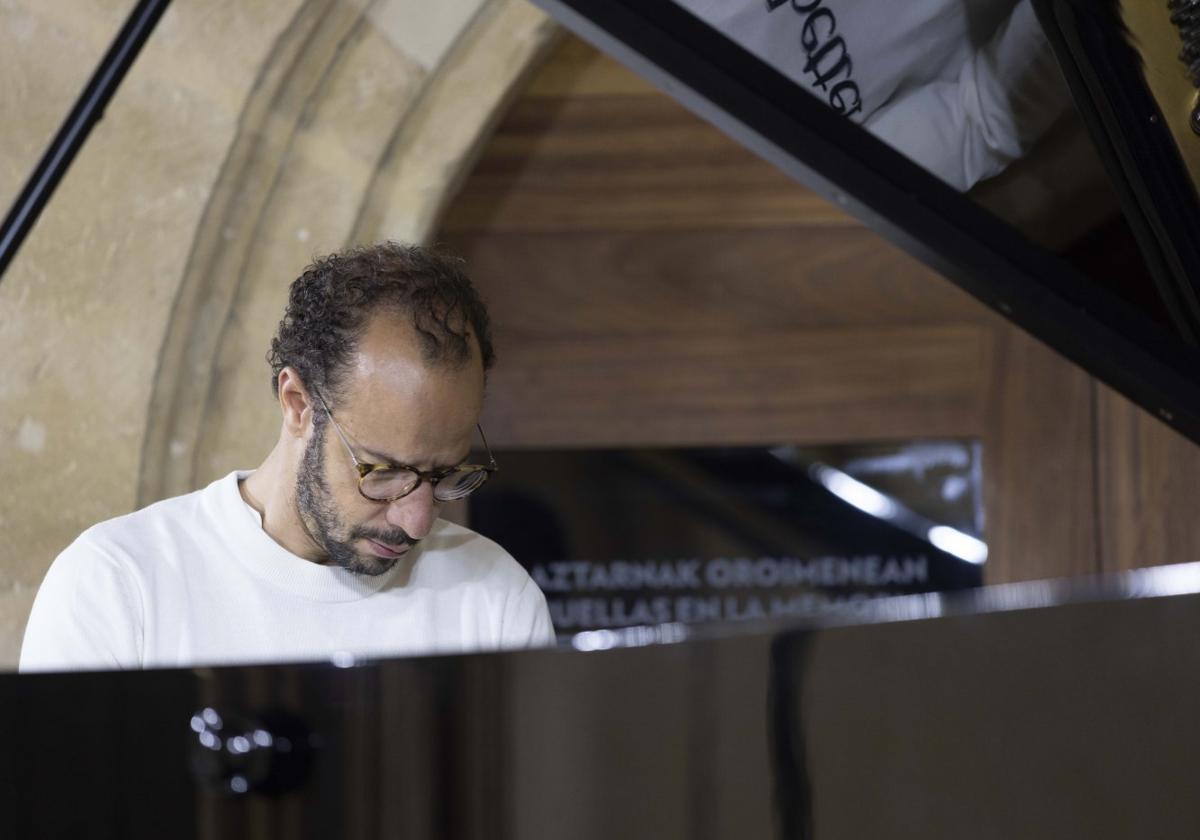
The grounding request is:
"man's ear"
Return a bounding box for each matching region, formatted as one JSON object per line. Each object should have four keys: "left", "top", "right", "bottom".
{"left": 276, "top": 367, "right": 314, "bottom": 438}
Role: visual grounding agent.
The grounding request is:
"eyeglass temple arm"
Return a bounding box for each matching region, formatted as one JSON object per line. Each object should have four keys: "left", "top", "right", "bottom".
{"left": 316, "top": 393, "right": 367, "bottom": 472}
{"left": 477, "top": 424, "right": 497, "bottom": 469}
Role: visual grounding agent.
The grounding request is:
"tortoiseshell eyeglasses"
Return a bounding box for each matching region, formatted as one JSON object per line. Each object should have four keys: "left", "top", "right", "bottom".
{"left": 317, "top": 394, "right": 497, "bottom": 503}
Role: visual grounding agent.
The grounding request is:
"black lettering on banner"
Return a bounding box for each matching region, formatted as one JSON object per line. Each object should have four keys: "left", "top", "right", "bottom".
{"left": 828, "top": 79, "right": 863, "bottom": 117}
{"left": 767, "top": 0, "right": 822, "bottom": 10}
{"left": 799, "top": 8, "right": 835, "bottom": 51}
{"left": 761, "top": 0, "right": 863, "bottom": 117}
{"left": 804, "top": 36, "right": 852, "bottom": 91}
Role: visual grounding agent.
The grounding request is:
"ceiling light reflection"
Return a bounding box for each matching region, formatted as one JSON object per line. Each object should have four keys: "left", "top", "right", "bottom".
{"left": 809, "top": 464, "right": 897, "bottom": 519}
{"left": 927, "top": 525, "right": 989, "bottom": 565}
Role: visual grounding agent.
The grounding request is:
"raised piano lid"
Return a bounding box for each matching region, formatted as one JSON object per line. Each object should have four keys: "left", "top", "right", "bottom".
{"left": 4, "top": 563, "right": 1200, "bottom": 838}
{"left": 525, "top": 0, "right": 1200, "bottom": 444}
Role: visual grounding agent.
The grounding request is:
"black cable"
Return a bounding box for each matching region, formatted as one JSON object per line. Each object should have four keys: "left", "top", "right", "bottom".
{"left": 0, "top": 0, "right": 173, "bottom": 284}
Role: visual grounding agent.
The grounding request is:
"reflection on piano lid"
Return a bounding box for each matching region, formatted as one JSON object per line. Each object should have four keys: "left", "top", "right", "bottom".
{"left": 670, "top": 0, "right": 1073, "bottom": 192}
{"left": 1035, "top": 0, "right": 1200, "bottom": 342}
{"left": 527, "top": 0, "right": 1200, "bottom": 445}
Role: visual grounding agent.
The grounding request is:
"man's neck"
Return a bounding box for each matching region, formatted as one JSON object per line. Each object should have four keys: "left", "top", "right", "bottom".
{"left": 239, "top": 446, "right": 326, "bottom": 563}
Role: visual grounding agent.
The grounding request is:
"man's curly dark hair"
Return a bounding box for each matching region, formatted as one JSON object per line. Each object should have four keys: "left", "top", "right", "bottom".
{"left": 267, "top": 242, "right": 495, "bottom": 405}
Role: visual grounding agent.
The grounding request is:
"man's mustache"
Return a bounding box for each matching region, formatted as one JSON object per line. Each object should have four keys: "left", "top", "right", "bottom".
{"left": 353, "top": 526, "right": 415, "bottom": 548}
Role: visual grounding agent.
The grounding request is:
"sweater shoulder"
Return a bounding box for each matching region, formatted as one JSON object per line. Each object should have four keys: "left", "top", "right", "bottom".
{"left": 73, "top": 475, "right": 227, "bottom": 564}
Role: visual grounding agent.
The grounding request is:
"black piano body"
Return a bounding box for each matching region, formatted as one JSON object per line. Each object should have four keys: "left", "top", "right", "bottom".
{"left": 5, "top": 567, "right": 1200, "bottom": 839}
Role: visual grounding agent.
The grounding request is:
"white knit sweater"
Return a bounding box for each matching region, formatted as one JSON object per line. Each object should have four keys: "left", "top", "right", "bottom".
{"left": 20, "top": 471, "right": 554, "bottom": 671}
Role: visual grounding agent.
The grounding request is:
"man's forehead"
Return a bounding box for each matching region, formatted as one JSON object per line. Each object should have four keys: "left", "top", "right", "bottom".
{"left": 355, "top": 312, "right": 426, "bottom": 364}
{"left": 350, "top": 311, "right": 480, "bottom": 376}
{"left": 339, "top": 313, "right": 484, "bottom": 416}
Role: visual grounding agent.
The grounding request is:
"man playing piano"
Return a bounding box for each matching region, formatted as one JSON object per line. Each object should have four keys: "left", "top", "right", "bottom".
{"left": 20, "top": 242, "right": 554, "bottom": 671}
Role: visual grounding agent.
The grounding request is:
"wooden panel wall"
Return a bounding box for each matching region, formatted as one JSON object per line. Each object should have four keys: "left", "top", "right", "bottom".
{"left": 1096, "top": 388, "right": 1200, "bottom": 571}
{"left": 435, "top": 36, "right": 1199, "bottom": 584}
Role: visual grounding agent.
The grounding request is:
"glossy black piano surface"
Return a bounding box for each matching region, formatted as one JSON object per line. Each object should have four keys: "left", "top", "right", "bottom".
{"left": 5, "top": 565, "right": 1200, "bottom": 839}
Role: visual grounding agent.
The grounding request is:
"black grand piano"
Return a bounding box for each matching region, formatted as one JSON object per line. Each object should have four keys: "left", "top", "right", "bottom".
{"left": 8, "top": 569, "right": 1200, "bottom": 838}
{"left": 4, "top": 1, "right": 1200, "bottom": 837}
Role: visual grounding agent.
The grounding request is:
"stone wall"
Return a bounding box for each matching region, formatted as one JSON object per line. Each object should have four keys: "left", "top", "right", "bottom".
{"left": 0, "top": 0, "right": 558, "bottom": 667}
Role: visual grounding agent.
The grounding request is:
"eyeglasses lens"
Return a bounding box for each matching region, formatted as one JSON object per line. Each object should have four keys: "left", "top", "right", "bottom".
{"left": 361, "top": 468, "right": 420, "bottom": 501}
{"left": 432, "top": 467, "right": 490, "bottom": 501}
{"left": 360, "top": 466, "right": 491, "bottom": 501}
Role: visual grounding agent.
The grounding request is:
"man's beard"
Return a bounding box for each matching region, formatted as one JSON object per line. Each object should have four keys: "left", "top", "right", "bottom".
{"left": 295, "top": 421, "right": 414, "bottom": 576}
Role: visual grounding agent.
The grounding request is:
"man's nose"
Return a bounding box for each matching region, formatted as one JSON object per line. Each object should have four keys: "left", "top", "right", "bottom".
{"left": 385, "top": 481, "right": 439, "bottom": 540}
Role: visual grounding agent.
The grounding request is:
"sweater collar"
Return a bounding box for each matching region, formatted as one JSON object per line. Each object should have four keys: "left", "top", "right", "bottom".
{"left": 213, "top": 470, "right": 416, "bottom": 603}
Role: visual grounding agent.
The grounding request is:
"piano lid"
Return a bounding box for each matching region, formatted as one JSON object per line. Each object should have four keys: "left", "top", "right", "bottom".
{"left": 525, "top": 0, "right": 1200, "bottom": 444}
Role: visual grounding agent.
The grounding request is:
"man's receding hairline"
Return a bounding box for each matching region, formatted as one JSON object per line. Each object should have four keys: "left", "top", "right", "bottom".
{"left": 320, "top": 312, "right": 484, "bottom": 407}
{"left": 268, "top": 241, "right": 494, "bottom": 405}
{"left": 361, "top": 306, "right": 484, "bottom": 369}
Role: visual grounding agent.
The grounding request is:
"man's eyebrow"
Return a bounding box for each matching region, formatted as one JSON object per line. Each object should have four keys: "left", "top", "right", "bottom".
{"left": 358, "top": 445, "right": 406, "bottom": 466}
{"left": 359, "top": 444, "right": 466, "bottom": 472}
